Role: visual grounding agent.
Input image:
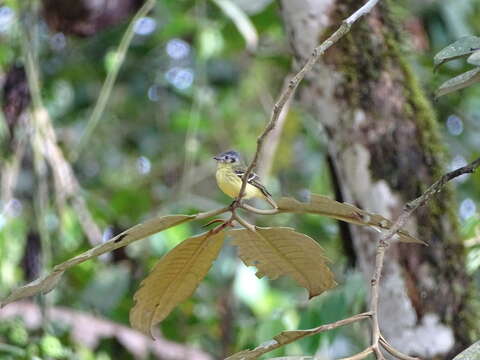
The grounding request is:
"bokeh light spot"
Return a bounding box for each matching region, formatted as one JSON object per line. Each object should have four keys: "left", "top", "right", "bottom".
{"left": 49, "top": 33, "right": 67, "bottom": 51}
{"left": 147, "top": 85, "right": 160, "bottom": 102}
{"left": 102, "top": 227, "right": 114, "bottom": 242}
{"left": 165, "top": 67, "right": 194, "bottom": 90}
{"left": 0, "top": 6, "right": 14, "bottom": 33}
{"left": 137, "top": 156, "right": 151, "bottom": 175}
{"left": 166, "top": 38, "right": 190, "bottom": 60}
{"left": 446, "top": 115, "right": 463, "bottom": 136}
{"left": 133, "top": 17, "right": 156, "bottom": 36}
{"left": 460, "top": 198, "right": 476, "bottom": 220}
{"left": 5, "top": 198, "right": 22, "bottom": 217}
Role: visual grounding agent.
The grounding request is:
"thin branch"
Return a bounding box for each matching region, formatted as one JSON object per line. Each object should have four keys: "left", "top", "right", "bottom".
{"left": 232, "top": 212, "right": 255, "bottom": 231}
{"left": 368, "top": 156, "right": 480, "bottom": 355}
{"left": 372, "top": 156, "right": 480, "bottom": 250}
{"left": 380, "top": 336, "right": 420, "bottom": 360}
{"left": 71, "top": 0, "right": 156, "bottom": 160}
{"left": 406, "top": 157, "right": 480, "bottom": 211}
{"left": 369, "top": 244, "right": 384, "bottom": 349}
{"left": 240, "top": 203, "right": 279, "bottom": 215}
{"left": 373, "top": 346, "right": 386, "bottom": 360}
{"left": 345, "top": 0, "right": 380, "bottom": 24}
{"left": 338, "top": 347, "right": 373, "bottom": 360}
{"left": 292, "top": 311, "right": 371, "bottom": 337}
{"left": 237, "top": 0, "right": 382, "bottom": 202}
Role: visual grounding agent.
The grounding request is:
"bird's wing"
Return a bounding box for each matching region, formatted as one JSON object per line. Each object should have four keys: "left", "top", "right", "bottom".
{"left": 234, "top": 168, "right": 257, "bottom": 182}
{"left": 234, "top": 168, "right": 272, "bottom": 197}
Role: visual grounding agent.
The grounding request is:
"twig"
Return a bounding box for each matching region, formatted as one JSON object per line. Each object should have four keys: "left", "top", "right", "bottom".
{"left": 240, "top": 203, "right": 278, "bottom": 215}
{"left": 338, "top": 347, "right": 373, "bottom": 360}
{"left": 380, "top": 336, "right": 420, "bottom": 360}
{"left": 294, "top": 311, "right": 372, "bottom": 337}
{"left": 371, "top": 156, "right": 480, "bottom": 250}
{"left": 368, "top": 156, "right": 480, "bottom": 356}
{"left": 71, "top": 0, "right": 156, "bottom": 160}
{"left": 406, "top": 157, "right": 480, "bottom": 211}
{"left": 232, "top": 212, "right": 255, "bottom": 231}
{"left": 373, "top": 346, "right": 386, "bottom": 360}
{"left": 237, "top": 0, "right": 381, "bottom": 202}
{"left": 345, "top": 0, "right": 380, "bottom": 24}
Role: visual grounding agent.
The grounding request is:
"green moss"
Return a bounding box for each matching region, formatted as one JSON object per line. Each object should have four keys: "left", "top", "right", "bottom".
{"left": 324, "top": 4, "right": 384, "bottom": 110}
{"left": 382, "top": 7, "right": 461, "bottom": 238}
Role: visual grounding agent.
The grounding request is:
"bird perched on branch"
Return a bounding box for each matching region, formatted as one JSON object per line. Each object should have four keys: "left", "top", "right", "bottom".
{"left": 214, "top": 150, "right": 277, "bottom": 209}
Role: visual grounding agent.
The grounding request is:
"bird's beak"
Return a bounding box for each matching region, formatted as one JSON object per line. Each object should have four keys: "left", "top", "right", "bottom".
{"left": 213, "top": 156, "right": 221, "bottom": 161}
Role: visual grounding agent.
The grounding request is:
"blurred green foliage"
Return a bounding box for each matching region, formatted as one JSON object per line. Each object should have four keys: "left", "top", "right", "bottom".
{"left": 1, "top": 0, "right": 480, "bottom": 358}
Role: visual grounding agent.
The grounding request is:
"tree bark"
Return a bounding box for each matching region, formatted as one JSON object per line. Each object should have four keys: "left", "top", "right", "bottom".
{"left": 280, "top": 0, "right": 478, "bottom": 357}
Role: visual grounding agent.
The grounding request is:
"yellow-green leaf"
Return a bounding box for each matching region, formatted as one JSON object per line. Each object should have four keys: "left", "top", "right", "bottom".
{"left": 278, "top": 194, "right": 424, "bottom": 244}
{"left": 130, "top": 231, "right": 226, "bottom": 335}
{"left": 229, "top": 227, "right": 336, "bottom": 298}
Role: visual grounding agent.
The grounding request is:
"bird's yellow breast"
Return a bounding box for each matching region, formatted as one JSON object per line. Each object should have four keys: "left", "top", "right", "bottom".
{"left": 215, "top": 164, "right": 263, "bottom": 200}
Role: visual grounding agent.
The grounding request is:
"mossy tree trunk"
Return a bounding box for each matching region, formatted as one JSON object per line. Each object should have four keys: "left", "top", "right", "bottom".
{"left": 281, "top": 0, "right": 477, "bottom": 357}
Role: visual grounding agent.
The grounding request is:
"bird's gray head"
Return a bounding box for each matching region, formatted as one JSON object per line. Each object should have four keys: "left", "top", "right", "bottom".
{"left": 213, "top": 150, "right": 240, "bottom": 164}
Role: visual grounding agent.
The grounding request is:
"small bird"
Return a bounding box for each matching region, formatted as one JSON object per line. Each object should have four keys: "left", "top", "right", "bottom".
{"left": 214, "top": 150, "right": 277, "bottom": 208}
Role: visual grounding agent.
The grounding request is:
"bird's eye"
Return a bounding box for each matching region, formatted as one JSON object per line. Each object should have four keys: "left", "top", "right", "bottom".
{"left": 224, "top": 155, "right": 230, "bottom": 161}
